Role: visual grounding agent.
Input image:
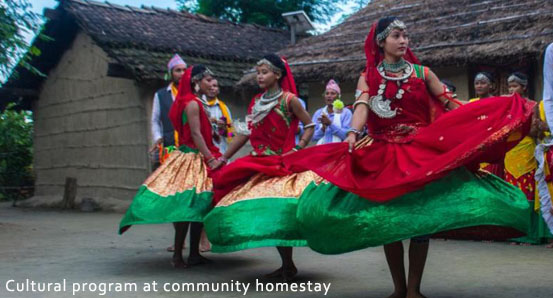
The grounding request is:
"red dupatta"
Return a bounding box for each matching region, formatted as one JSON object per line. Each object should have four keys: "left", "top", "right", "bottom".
{"left": 248, "top": 57, "right": 300, "bottom": 155}
{"left": 210, "top": 57, "right": 299, "bottom": 203}
{"left": 168, "top": 66, "right": 221, "bottom": 158}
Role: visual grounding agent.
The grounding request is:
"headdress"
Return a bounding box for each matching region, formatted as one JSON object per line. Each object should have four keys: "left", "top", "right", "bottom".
{"left": 248, "top": 55, "right": 298, "bottom": 125}
{"left": 257, "top": 59, "right": 283, "bottom": 75}
{"left": 191, "top": 65, "right": 214, "bottom": 82}
{"left": 376, "top": 19, "right": 407, "bottom": 42}
{"left": 474, "top": 72, "right": 493, "bottom": 84}
{"left": 167, "top": 54, "right": 186, "bottom": 72}
{"left": 326, "top": 79, "right": 341, "bottom": 95}
{"left": 507, "top": 72, "right": 528, "bottom": 86}
{"left": 364, "top": 18, "right": 419, "bottom": 72}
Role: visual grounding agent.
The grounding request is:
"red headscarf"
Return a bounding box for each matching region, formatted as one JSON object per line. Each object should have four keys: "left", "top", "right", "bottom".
{"left": 364, "top": 21, "right": 457, "bottom": 117}
{"left": 280, "top": 57, "right": 298, "bottom": 96}
{"left": 169, "top": 66, "right": 221, "bottom": 157}
{"left": 248, "top": 56, "right": 299, "bottom": 112}
{"left": 169, "top": 66, "right": 193, "bottom": 140}
{"left": 364, "top": 22, "right": 420, "bottom": 73}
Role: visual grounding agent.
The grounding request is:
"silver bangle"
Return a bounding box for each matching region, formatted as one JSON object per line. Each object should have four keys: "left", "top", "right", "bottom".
{"left": 304, "top": 123, "right": 316, "bottom": 129}
{"left": 347, "top": 128, "right": 362, "bottom": 136}
{"left": 353, "top": 99, "right": 370, "bottom": 109}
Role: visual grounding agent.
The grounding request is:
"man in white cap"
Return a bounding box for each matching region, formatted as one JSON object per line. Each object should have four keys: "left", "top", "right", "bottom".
{"left": 312, "top": 79, "right": 352, "bottom": 145}
{"left": 150, "top": 55, "right": 190, "bottom": 253}
{"left": 149, "top": 54, "right": 187, "bottom": 169}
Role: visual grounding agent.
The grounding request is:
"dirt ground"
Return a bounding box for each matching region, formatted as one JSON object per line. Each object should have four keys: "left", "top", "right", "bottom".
{"left": 0, "top": 203, "right": 552, "bottom": 298}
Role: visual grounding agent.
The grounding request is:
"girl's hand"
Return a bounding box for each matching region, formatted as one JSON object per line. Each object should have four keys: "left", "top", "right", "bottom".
{"left": 208, "top": 159, "right": 224, "bottom": 170}
{"left": 345, "top": 133, "right": 357, "bottom": 153}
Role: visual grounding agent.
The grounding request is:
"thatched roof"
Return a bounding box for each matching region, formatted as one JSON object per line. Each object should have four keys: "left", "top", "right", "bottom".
{"left": 1, "top": 0, "right": 290, "bottom": 109}
{"left": 240, "top": 0, "right": 553, "bottom": 86}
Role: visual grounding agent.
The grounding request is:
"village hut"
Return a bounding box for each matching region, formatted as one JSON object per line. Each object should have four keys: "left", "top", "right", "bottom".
{"left": 239, "top": 0, "right": 553, "bottom": 110}
{"left": 0, "top": 0, "right": 289, "bottom": 209}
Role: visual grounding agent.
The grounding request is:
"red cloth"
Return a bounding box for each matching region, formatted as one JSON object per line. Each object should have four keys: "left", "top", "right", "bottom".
{"left": 280, "top": 57, "right": 298, "bottom": 96}
{"left": 482, "top": 163, "right": 506, "bottom": 180}
{"left": 211, "top": 57, "right": 300, "bottom": 204}
{"left": 248, "top": 92, "right": 299, "bottom": 156}
{"left": 284, "top": 89, "right": 534, "bottom": 202}
{"left": 505, "top": 170, "right": 536, "bottom": 201}
{"left": 168, "top": 66, "right": 221, "bottom": 160}
{"left": 212, "top": 93, "right": 299, "bottom": 204}
{"left": 283, "top": 22, "right": 535, "bottom": 203}
{"left": 212, "top": 155, "right": 291, "bottom": 204}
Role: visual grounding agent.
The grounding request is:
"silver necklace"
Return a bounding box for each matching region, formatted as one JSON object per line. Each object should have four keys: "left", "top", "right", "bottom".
{"left": 370, "top": 66, "right": 411, "bottom": 119}
{"left": 250, "top": 88, "right": 283, "bottom": 124}
{"left": 382, "top": 58, "right": 409, "bottom": 73}
{"left": 261, "top": 88, "right": 283, "bottom": 102}
{"left": 377, "top": 61, "right": 413, "bottom": 81}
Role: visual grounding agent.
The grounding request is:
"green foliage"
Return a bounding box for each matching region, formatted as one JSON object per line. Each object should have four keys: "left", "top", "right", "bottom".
{"left": 0, "top": 103, "right": 34, "bottom": 201}
{"left": 177, "top": 0, "right": 348, "bottom": 28}
{"left": 0, "top": 0, "right": 46, "bottom": 82}
{"left": 335, "top": 0, "right": 370, "bottom": 25}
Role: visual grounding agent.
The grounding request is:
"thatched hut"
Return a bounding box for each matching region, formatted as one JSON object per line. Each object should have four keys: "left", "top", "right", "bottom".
{"left": 0, "top": 0, "right": 289, "bottom": 209}
{"left": 240, "top": 0, "right": 553, "bottom": 110}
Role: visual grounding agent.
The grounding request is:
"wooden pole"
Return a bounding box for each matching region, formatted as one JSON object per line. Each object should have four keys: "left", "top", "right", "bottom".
{"left": 62, "top": 177, "right": 77, "bottom": 209}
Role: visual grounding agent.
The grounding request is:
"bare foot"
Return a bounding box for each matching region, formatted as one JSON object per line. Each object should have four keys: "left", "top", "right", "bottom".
{"left": 171, "top": 256, "right": 187, "bottom": 268}
{"left": 282, "top": 266, "right": 298, "bottom": 282}
{"left": 509, "top": 242, "right": 519, "bottom": 246}
{"left": 187, "top": 255, "right": 212, "bottom": 266}
{"left": 546, "top": 243, "right": 553, "bottom": 248}
{"left": 387, "top": 291, "right": 407, "bottom": 298}
{"left": 167, "top": 245, "right": 185, "bottom": 252}
{"left": 200, "top": 231, "right": 211, "bottom": 252}
{"left": 406, "top": 291, "right": 427, "bottom": 298}
{"left": 200, "top": 242, "right": 211, "bottom": 252}
{"left": 264, "top": 267, "right": 283, "bottom": 278}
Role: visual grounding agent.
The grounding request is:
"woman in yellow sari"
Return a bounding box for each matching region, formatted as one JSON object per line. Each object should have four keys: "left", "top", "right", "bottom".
{"left": 506, "top": 72, "right": 553, "bottom": 245}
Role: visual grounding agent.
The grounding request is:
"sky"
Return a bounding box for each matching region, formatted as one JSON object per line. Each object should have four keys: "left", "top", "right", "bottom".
{"left": 0, "top": 0, "right": 357, "bottom": 83}
{"left": 28, "top": 0, "right": 357, "bottom": 32}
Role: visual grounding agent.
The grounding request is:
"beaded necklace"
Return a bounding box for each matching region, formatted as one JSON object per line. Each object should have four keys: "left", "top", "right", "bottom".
{"left": 369, "top": 61, "right": 413, "bottom": 119}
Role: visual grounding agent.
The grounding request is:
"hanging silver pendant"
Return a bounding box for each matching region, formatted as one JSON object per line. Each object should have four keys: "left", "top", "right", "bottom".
{"left": 369, "top": 95, "right": 397, "bottom": 118}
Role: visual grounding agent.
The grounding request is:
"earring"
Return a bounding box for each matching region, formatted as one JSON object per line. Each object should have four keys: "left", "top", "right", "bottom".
{"left": 194, "top": 83, "right": 200, "bottom": 93}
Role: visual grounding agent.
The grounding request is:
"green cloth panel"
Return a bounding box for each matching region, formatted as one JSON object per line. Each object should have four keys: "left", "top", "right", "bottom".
{"left": 297, "top": 168, "right": 531, "bottom": 254}
{"left": 178, "top": 145, "right": 198, "bottom": 153}
{"left": 205, "top": 197, "right": 307, "bottom": 253}
{"left": 510, "top": 206, "right": 553, "bottom": 244}
{"left": 119, "top": 185, "right": 212, "bottom": 234}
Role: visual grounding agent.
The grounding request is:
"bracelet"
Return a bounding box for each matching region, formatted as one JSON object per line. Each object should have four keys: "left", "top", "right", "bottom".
{"left": 304, "top": 123, "right": 316, "bottom": 129}
{"left": 206, "top": 157, "right": 216, "bottom": 164}
{"left": 347, "top": 128, "right": 362, "bottom": 136}
{"left": 294, "top": 145, "right": 303, "bottom": 151}
{"left": 355, "top": 89, "right": 370, "bottom": 100}
{"left": 218, "top": 156, "right": 228, "bottom": 164}
{"left": 353, "top": 99, "right": 370, "bottom": 109}
{"left": 443, "top": 99, "right": 450, "bottom": 108}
